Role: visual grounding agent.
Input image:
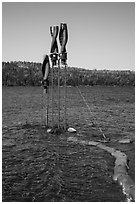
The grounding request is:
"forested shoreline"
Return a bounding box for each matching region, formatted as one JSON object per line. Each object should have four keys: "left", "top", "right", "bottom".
{"left": 2, "top": 61, "right": 135, "bottom": 86}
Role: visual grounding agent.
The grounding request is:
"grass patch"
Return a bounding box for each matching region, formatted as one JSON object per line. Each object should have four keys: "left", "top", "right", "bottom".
{"left": 2, "top": 86, "right": 134, "bottom": 201}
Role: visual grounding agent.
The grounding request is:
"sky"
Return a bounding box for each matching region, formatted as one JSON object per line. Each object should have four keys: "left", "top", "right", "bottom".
{"left": 2, "top": 2, "right": 135, "bottom": 70}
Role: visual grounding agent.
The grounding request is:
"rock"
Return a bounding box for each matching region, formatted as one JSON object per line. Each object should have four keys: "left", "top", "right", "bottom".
{"left": 47, "top": 128, "right": 52, "bottom": 133}
{"left": 119, "top": 139, "right": 133, "bottom": 144}
{"left": 67, "top": 127, "right": 77, "bottom": 133}
{"left": 88, "top": 141, "right": 99, "bottom": 146}
{"left": 67, "top": 136, "right": 78, "bottom": 142}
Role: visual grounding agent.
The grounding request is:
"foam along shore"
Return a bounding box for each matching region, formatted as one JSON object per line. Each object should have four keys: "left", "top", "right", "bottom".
{"left": 67, "top": 136, "right": 135, "bottom": 202}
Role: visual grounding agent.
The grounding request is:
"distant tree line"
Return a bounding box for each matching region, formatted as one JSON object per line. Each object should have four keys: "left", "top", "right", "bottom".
{"left": 2, "top": 61, "right": 135, "bottom": 86}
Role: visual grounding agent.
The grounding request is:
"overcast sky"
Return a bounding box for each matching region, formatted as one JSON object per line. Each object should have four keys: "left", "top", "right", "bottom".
{"left": 2, "top": 2, "right": 135, "bottom": 70}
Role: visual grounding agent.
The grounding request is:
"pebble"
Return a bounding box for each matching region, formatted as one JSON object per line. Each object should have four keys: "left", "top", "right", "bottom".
{"left": 119, "top": 139, "right": 133, "bottom": 144}
{"left": 68, "top": 127, "right": 77, "bottom": 133}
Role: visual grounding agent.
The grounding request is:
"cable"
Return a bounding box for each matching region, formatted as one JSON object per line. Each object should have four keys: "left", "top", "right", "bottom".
{"left": 76, "top": 86, "right": 108, "bottom": 140}
{"left": 41, "top": 86, "right": 44, "bottom": 125}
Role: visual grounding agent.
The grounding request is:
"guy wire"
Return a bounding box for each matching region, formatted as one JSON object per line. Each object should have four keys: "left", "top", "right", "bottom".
{"left": 76, "top": 86, "right": 107, "bottom": 140}
{"left": 41, "top": 86, "right": 44, "bottom": 125}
